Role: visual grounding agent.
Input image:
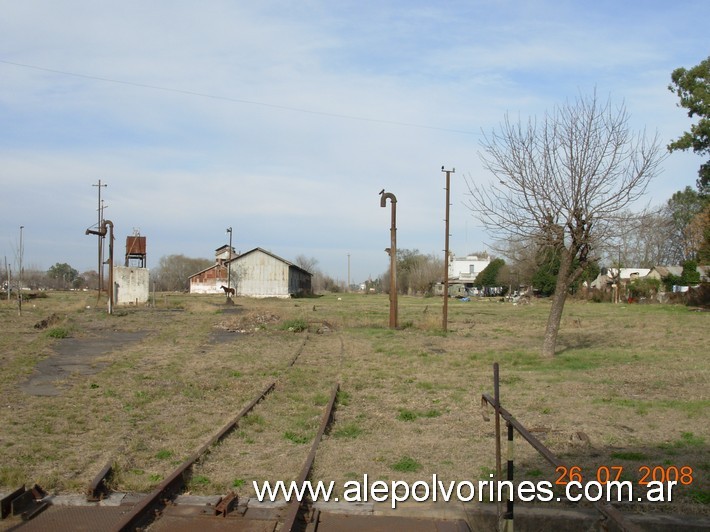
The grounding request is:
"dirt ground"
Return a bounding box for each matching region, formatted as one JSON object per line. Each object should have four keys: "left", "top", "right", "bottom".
{"left": 0, "top": 291, "right": 707, "bottom": 518}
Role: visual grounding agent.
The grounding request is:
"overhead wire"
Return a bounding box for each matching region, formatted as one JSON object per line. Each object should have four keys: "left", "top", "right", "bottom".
{"left": 0, "top": 59, "right": 477, "bottom": 135}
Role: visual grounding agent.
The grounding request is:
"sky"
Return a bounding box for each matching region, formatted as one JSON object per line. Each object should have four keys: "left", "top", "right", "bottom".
{"left": 1, "top": 1, "right": 708, "bottom": 285}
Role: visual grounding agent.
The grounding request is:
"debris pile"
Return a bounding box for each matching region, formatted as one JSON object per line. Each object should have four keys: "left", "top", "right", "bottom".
{"left": 216, "top": 312, "right": 280, "bottom": 333}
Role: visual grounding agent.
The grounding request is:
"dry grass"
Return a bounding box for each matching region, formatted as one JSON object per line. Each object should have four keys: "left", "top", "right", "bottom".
{"left": 0, "top": 291, "right": 708, "bottom": 515}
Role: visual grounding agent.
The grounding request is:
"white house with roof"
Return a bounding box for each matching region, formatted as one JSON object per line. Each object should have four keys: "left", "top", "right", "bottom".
{"left": 590, "top": 268, "right": 651, "bottom": 290}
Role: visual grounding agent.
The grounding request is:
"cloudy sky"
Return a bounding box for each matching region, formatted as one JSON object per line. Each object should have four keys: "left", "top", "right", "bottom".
{"left": 1, "top": 1, "right": 707, "bottom": 284}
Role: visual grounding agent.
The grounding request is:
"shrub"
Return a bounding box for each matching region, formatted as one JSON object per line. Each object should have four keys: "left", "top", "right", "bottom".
{"left": 280, "top": 318, "right": 308, "bottom": 332}
{"left": 47, "top": 327, "right": 70, "bottom": 339}
{"left": 628, "top": 278, "right": 661, "bottom": 299}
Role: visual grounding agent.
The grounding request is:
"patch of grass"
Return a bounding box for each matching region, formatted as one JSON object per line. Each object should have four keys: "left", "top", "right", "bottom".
{"left": 397, "top": 409, "right": 418, "bottom": 422}
{"left": 689, "top": 489, "right": 710, "bottom": 505}
{"left": 155, "top": 449, "right": 173, "bottom": 460}
{"left": 284, "top": 431, "right": 310, "bottom": 444}
{"left": 313, "top": 392, "right": 330, "bottom": 406}
{"left": 397, "top": 408, "right": 441, "bottom": 421}
{"left": 333, "top": 422, "right": 363, "bottom": 439}
{"left": 610, "top": 451, "right": 649, "bottom": 461}
{"left": 281, "top": 318, "right": 308, "bottom": 332}
{"left": 190, "top": 475, "right": 210, "bottom": 487}
{"left": 336, "top": 390, "right": 351, "bottom": 406}
{"left": 232, "top": 478, "right": 246, "bottom": 488}
{"left": 391, "top": 456, "right": 422, "bottom": 473}
{"left": 47, "top": 327, "right": 70, "bottom": 339}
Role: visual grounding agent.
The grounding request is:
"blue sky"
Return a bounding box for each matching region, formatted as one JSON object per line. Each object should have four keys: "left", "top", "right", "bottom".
{"left": 1, "top": 1, "right": 707, "bottom": 284}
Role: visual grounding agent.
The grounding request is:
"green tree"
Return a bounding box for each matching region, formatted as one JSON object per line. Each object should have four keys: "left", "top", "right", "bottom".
{"left": 668, "top": 56, "right": 710, "bottom": 194}
{"left": 47, "top": 263, "right": 79, "bottom": 289}
{"left": 681, "top": 260, "right": 701, "bottom": 285}
{"left": 665, "top": 186, "right": 709, "bottom": 262}
{"left": 474, "top": 258, "right": 505, "bottom": 289}
{"left": 532, "top": 248, "right": 599, "bottom": 296}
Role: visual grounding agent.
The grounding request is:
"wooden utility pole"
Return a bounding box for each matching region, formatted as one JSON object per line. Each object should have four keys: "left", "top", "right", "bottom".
{"left": 442, "top": 167, "right": 454, "bottom": 332}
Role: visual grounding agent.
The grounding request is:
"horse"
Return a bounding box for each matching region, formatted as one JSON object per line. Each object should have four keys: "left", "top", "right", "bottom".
{"left": 220, "top": 285, "right": 235, "bottom": 296}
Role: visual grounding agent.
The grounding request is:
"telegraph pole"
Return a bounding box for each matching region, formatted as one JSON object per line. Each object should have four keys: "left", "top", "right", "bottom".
{"left": 92, "top": 180, "right": 107, "bottom": 300}
{"left": 442, "top": 167, "right": 454, "bottom": 332}
{"left": 226, "top": 226, "right": 233, "bottom": 303}
{"left": 18, "top": 226, "right": 24, "bottom": 315}
{"left": 347, "top": 253, "right": 351, "bottom": 292}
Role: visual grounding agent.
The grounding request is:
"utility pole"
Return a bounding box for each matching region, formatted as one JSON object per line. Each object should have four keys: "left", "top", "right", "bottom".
{"left": 92, "top": 180, "right": 107, "bottom": 300}
{"left": 18, "top": 226, "right": 24, "bottom": 315}
{"left": 347, "top": 253, "right": 351, "bottom": 292}
{"left": 226, "top": 227, "right": 233, "bottom": 303}
{"left": 441, "top": 167, "right": 454, "bottom": 332}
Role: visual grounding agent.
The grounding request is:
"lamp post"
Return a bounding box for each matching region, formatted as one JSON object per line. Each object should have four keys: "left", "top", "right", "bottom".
{"left": 380, "top": 190, "right": 398, "bottom": 329}
{"left": 226, "top": 226, "right": 233, "bottom": 303}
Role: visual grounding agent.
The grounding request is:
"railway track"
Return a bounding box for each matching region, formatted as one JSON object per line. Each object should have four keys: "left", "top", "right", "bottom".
{"left": 2, "top": 328, "right": 345, "bottom": 531}
{"left": 3, "top": 324, "right": 472, "bottom": 531}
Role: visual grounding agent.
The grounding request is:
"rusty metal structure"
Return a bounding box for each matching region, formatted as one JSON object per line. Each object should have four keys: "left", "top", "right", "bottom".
{"left": 124, "top": 234, "right": 146, "bottom": 267}
{"left": 86, "top": 220, "right": 114, "bottom": 314}
{"left": 482, "top": 363, "right": 643, "bottom": 532}
{"left": 380, "top": 190, "right": 398, "bottom": 329}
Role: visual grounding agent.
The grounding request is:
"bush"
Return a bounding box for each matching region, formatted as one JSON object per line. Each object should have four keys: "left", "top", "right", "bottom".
{"left": 47, "top": 327, "right": 70, "bottom": 338}
{"left": 280, "top": 318, "right": 308, "bottom": 332}
{"left": 628, "top": 278, "right": 661, "bottom": 299}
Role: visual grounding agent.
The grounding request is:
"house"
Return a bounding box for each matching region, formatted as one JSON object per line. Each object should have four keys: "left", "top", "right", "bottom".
{"left": 647, "top": 265, "right": 710, "bottom": 285}
{"left": 434, "top": 253, "right": 492, "bottom": 297}
{"left": 228, "top": 247, "right": 312, "bottom": 298}
{"left": 448, "top": 253, "right": 491, "bottom": 282}
{"left": 188, "top": 245, "right": 235, "bottom": 294}
{"left": 590, "top": 268, "right": 651, "bottom": 290}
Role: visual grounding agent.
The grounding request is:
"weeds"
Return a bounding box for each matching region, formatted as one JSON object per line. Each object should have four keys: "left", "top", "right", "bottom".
{"left": 391, "top": 456, "right": 422, "bottom": 473}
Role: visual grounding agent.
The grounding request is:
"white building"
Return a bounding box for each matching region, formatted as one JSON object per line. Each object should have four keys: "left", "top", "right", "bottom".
{"left": 448, "top": 253, "right": 491, "bottom": 281}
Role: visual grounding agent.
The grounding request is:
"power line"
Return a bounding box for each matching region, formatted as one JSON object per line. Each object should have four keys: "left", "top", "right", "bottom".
{"left": 0, "top": 59, "right": 477, "bottom": 135}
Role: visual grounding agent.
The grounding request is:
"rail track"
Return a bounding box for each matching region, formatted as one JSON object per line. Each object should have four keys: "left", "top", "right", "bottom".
{"left": 2, "top": 327, "right": 346, "bottom": 531}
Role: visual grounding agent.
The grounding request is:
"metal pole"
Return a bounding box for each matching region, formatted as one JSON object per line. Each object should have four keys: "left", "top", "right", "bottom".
{"left": 107, "top": 221, "right": 114, "bottom": 315}
{"left": 380, "top": 190, "right": 398, "bottom": 329}
{"left": 347, "top": 253, "right": 351, "bottom": 292}
{"left": 226, "top": 227, "right": 233, "bottom": 301}
{"left": 504, "top": 421, "right": 514, "bottom": 531}
{"left": 493, "top": 362, "right": 502, "bottom": 527}
{"left": 442, "top": 167, "right": 454, "bottom": 332}
{"left": 92, "top": 180, "right": 107, "bottom": 299}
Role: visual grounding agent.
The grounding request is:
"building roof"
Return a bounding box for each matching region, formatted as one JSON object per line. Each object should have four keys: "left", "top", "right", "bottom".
{"left": 188, "top": 262, "right": 227, "bottom": 280}
{"left": 230, "top": 247, "right": 313, "bottom": 276}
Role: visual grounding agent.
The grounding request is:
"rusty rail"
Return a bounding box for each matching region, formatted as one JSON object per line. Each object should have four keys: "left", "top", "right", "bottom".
{"left": 111, "top": 379, "right": 276, "bottom": 531}
{"left": 482, "top": 363, "right": 643, "bottom": 532}
{"left": 281, "top": 382, "right": 340, "bottom": 531}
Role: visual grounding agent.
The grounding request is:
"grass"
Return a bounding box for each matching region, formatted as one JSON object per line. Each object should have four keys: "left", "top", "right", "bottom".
{"left": 0, "top": 291, "right": 708, "bottom": 514}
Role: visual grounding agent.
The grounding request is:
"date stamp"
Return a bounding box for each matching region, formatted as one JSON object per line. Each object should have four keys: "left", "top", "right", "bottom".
{"left": 555, "top": 465, "right": 695, "bottom": 486}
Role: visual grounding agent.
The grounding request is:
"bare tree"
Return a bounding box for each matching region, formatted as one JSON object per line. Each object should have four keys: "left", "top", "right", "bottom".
{"left": 603, "top": 209, "right": 675, "bottom": 268}
{"left": 294, "top": 255, "right": 319, "bottom": 274}
{"left": 466, "top": 93, "right": 665, "bottom": 357}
